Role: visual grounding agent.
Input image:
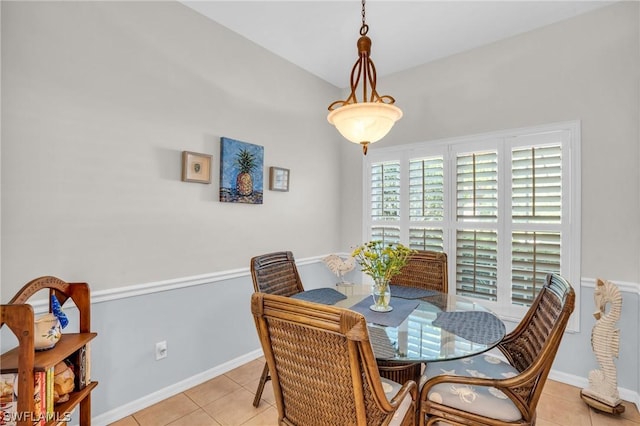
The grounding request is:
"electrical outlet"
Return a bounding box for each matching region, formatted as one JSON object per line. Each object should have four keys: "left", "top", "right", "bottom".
{"left": 155, "top": 341, "right": 167, "bottom": 360}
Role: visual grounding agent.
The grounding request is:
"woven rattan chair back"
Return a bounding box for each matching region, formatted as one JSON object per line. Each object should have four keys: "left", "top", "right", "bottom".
{"left": 496, "top": 273, "right": 575, "bottom": 405}
{"left": 391, "top": 250, "right": 448, "bottom": 293}
{"left": 251, "top": 251, "right": 305, "bottom": 297}
{"left": 250, "top": 251, "right": 305, "bottom": 407}
{"left": 251, "top": 293, "right": 417, "bottom": 426}
{"left": 419, "top": 273, "right": 575, "bottom": 426}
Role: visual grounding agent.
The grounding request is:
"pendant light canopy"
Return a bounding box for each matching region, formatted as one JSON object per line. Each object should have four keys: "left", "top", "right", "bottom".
{"left": 327, "top": 0, "right": 402, "bottom": 155}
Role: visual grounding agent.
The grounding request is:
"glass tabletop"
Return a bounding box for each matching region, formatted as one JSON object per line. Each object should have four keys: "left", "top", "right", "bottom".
{"left": 332, "top": 284, "right": 506, "bottom": 363}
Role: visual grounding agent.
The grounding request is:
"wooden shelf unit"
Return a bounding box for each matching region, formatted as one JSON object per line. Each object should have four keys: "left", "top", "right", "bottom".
{"left": 1, "top": 276, "right": 97, "bottom": 426}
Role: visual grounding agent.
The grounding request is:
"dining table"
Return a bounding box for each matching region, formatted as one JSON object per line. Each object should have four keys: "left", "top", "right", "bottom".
{"left": 291, "top": 283, "right": 506, "bottom": 365}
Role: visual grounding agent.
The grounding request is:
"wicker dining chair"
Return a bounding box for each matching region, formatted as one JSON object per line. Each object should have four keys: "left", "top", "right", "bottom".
{"left": 378, "top": 251, "right": 449, "bottom": 386}
{"left": 418, "top": 273, "right": 575, "bottom": 426}
{"left": 250, "top": 251, "right": 305, "bottom": 407}
{"left": 391, "top": 250, "right": 448, "bottom": 292}
{"left": 251, "top": 292, "right": 418, "bottom": 426}
{"left": 251, "top": 251, "right": 305, "bottom": 296}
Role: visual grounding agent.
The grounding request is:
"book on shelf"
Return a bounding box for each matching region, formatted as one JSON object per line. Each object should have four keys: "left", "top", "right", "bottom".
{"left": 86, "top": 344, "right": 91, "bottom": 384}
{"left": 45, "top": 367, "right": 54, "bottom": 419}
{"left": 0, "top": 371, "right": 48, "bottom": 426}
{"left": 33, "top": 371, "right": 45, "bottom": 426}
{"left": 0, "top": 373, "right": 18, "bottom": 426}
{"left": 66, "top": 345, "right": 88, "bottom": 391}
{"left": 0, "top": 366, "right": 74, "bottom": 426}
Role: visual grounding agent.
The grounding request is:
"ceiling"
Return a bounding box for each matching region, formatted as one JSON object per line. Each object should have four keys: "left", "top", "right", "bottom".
{"left": 181, "top": 1, "right": 616, "bottom": 88}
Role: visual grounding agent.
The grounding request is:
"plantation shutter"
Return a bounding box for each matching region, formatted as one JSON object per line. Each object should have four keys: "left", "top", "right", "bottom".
{"left": 371, "top": 227, "right": 401, "bottom": 244}
{"left": 363, "top": 122, "right": 578, "bottom": 324}
{"left": 455, "top": 151, "right": 498, "bottom": 301}
{"left": 510, "top": 143, "right": 563, "bottom": 305}
{"left": 456, "top": 229, "right": 498, "bottom": 301}
{"left": 371, "top": 161, "right": 401, "bottom": 244}
{"left": 456, "top": 151, "right": 498, "bottom": 222}
{"left": 408, "top": 228, "right": 444, "bottom": 251}
{"left": 371, "top": 162, "right": 400, "bottom": 221}
{"left": 512, "top": 145, "right": 562, "bottom": 224}
{"left": 409, "top": 156, "right": 445, "bottom": 251}
{"left": 511, "top": 231, "right": 561, "bottom": 305}
{"left": 409, "top": 157, "right": 444, "bottom": 221}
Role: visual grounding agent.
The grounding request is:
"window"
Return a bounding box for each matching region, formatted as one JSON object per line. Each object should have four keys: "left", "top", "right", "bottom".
{"left": 364, "top": 122, "right": 581, "bottom": 329}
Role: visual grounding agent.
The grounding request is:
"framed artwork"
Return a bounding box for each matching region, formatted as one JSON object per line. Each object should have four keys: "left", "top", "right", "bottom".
{"left": 269, "top": 167, "right": 290, "bottom": 192}
{"left": 219, "top": 137, "right": 264, "bottom": 204}
{"left": 181, "top": 151, "right": 212, "bottom": 184}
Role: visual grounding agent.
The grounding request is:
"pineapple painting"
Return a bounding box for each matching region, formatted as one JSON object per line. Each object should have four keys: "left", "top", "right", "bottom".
{"left": 220, "top": 137, "right": 264, "bottom": 204}
{"left": 235, "top": 148, "right": 256, "bottom": 196}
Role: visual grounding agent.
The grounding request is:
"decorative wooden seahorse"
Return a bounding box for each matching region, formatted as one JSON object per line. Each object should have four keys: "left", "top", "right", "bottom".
{"left": 582, "top": 278, "right": 622, "bottom": 407}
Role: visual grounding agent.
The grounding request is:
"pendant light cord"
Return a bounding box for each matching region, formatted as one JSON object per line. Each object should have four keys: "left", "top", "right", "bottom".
{"left": 360, "top": 0, "right": 369, "bottom": 36}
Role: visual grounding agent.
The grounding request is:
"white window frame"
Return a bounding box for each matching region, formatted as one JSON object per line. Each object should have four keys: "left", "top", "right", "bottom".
{"left": 362, "top": 121, "right": 581, "bottom": 332}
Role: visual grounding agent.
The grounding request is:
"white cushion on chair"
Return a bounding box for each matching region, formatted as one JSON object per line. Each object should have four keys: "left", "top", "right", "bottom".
{"left": 422, "top": 354, "right": 523, "bottom": 422}
{"left": 381, "top": 377, "right": 414, "bottom": 426}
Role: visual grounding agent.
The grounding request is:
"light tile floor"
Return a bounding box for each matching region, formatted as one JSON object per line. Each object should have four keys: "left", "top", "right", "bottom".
{"left": 110, "top": 358, "right": 640, "bottom": 426}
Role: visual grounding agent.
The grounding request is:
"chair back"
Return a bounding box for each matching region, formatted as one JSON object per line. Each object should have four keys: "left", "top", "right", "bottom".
{"left": 250, "top": 251, "right": 304, "bottom": 296}
{"left": 497, "top": 273, "right": 575, "bottom": 415}
{"left": 251, "top": 292, "right": 416, "bottom": 425}
{"left": 391, "top": 250, "right": 448, "bottom": 293}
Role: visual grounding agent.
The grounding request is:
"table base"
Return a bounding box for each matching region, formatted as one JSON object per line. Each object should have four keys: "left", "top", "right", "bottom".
{"left": 377, "top": 360, "right": 422, "bottom": 385}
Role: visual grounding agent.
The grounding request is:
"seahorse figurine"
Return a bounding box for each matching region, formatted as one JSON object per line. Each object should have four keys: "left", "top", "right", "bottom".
{"left": 581, "top": 278, "right": 624, "bottom": 412}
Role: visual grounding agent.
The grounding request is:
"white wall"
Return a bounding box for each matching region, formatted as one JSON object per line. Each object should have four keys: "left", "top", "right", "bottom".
{"left": 1, "top": 1, "right": 345, "bottom": 299}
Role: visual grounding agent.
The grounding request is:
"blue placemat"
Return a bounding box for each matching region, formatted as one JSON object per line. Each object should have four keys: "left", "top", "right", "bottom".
{"left": 432, "top": 311, "right": 506, "bottom": 345}
{"left": 389, "top": 285, "right": 439, "bottom": 299}
{"left": 290, "top": 288, "right": 347, "bottom": 305}
{"left": 349, "top": 297, "right": 419, "bottom": 327}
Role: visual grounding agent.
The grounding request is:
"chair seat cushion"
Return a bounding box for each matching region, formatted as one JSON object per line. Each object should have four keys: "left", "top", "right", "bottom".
{"left": 381, "top": 377, "right": 414, "bottom": 426}
{"left": 422, "top": 353, "right": 522, "bottom": 422}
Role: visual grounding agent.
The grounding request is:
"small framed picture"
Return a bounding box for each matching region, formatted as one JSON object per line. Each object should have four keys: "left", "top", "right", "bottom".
{"left": 269, "top": 167, "right": 290, "bottom": 192}
{"left": 182, "top": 151, "right": 212, "bottom": 184}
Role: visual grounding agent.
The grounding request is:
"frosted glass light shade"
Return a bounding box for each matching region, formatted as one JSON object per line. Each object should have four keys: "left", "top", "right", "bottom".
{"left": 327, "top": 102, "right": 403, "bottom": 145}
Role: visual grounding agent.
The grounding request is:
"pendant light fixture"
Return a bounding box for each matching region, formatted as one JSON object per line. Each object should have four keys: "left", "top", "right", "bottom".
{"left": 327, "top": 0, "right": 402, "bottom": 155}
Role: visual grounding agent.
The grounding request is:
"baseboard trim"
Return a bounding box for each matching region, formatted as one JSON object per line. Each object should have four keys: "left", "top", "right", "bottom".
{"left": 548, "top": 370, "right": 639, "bottom": 411}
{"left": 91, "top": 349, "right": 264, "bottom": 426}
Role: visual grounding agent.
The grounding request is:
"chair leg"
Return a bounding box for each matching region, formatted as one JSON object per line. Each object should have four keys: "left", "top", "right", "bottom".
{"left": 252, "top": 362, "right": 271, "bottom": 407}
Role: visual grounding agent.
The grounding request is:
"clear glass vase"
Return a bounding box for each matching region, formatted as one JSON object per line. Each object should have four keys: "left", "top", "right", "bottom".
{"left": 370, "top": 276, "right": 392, "bottom": 312}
